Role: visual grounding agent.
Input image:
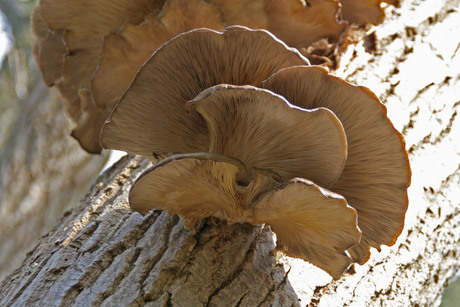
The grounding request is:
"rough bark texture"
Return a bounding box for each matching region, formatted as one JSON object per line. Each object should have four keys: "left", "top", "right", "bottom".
{"left": 0, "top": 156, "right": 299, "bottom": 306}
{"left": 0, "top": 0, "right": 459, "bottom": 305}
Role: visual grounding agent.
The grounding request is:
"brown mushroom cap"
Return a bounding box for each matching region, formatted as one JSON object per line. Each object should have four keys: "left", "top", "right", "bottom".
{"left": 186, "top": 84, "right": 347, "bottom": 187}
{"left": 30, "top": 7, "right": 66, "bottom": 87}
{"left": 32, "top": 0, "right": 165, "bottom": 153}
{"left": 265, "top": 0, "right": 347, "bottom": 47}
{"left": 340, "top": 0, "right": 399, "bottom": 25}
{"left": 130, "top": 152, "right": 360, "bottom": 279}
{"left": 101, "top": 26, "right": 309, "bottom": 157}
{"left": 39, "top": 0, "right": 162, "bottom": 88}
{"left": 33, "top": 0, "right": 348, "bottom": 154}
{"left": 91, "top": 0, "right": 226, "bottom": 122}
{"left": 206, "top": 0, "right": 268, "bottom": 29}
{"left": 130, "top": 152, "right": 280, "bottom": 227}
{"left": 262, "top": 65, "right": 411, "bottom": 263}
{"left": 70, "top": 89, "right": 115, "bottom": 154}
{"left": 248, "top": 178, "right": 361, "bottom": 279}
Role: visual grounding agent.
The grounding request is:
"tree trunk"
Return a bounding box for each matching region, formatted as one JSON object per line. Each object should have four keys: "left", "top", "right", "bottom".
{"left": 0, "top": 79, "right": 109, "bottom": 280}
{"left": 1, "top": 0, "right": 459, "bottom": 305}
{"left": 0, "top": 1, "right": 109, "bottom": 280}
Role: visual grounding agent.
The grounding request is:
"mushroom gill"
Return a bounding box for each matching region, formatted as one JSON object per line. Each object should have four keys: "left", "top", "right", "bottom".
{"left": 249, "top": 178, "right": 361, "bottom": 279}
{"left": 32, "top": 0, "right": 346, "bottom": 153}
{"left": 130, "top": 153, "right": 361, "bottom": 279}
{"left": 186, "top": 84, "right": 347, "bottom": 188}
{"left": 100, "top": 26, "right": 309, "bottom": 156}
{"left": 262, "top": 65, "right": 411, "bottom": 263}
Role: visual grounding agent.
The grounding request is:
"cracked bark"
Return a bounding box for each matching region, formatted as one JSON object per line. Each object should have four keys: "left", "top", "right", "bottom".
{"left": 0, "top": 0, "right": 459, "bottom": 305}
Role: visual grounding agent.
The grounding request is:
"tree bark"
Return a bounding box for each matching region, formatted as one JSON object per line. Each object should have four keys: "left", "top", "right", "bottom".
{"left": 1, "top": 0, "right": 459, "bottom": 305}
{"left": 0, "top": 80, "right": 109, "bottom": 280}
{"left": 0, "top": 1, "right": 109, "bottom": 280}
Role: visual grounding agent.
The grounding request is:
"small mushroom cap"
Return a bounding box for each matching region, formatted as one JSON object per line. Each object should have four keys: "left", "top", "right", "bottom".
{"left": 207, "top": 0, "right": 268, "bottom": 29}
{"left": 186, "top": 84, "right": 347, "bottom": 187}
{"left": 31, "top": 7, "right": 66, "bottom": 87}
{"left": 33, "top": 0, "right": 349, "bottom": 154}
{"left": 265, "top": 0, "right": 347, "bottom": 47}
{"left": 129, "top": 152, "right": 280, "bottom": 228}
{"left": 340, "top": 0, "right": 400, "bottom": 25}
{"left": 248, "top": 178, "right": 361, "bottom": 279}
{"left": 30, "top": 7, "right": 48, "bottom": 38}
{"left": 39, "top": 0, "right": 162, "bottom": 88}
{"left": 101, "top": 26, "right": 309, "bottom": 157}
{"left": 91, "top": 0, "right": 226, "bottom": 117}
{"left": 262, "top": 65, "right": 411, "bottom": 263}
{"left": 130, "top": 152, "right": 360, "bottom": 278}
{"left": 70, "top": 89, "right": 114, "bottom": 154}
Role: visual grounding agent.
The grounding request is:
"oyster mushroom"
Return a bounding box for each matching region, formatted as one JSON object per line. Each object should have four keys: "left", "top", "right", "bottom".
{"left": 186, "top": 84, "right": 347, "bottom": 188}
{"left": 32, "top": 0, "right": 346, "bottom": 153}
{"left": 340, "top": 0, "right": 400, "bottom": 25}
{"left": 32, "top": 0, "right": 165, "bottom": 153}
{"left": 262, "top": 65, "right": 411, "bottom": 263}
{"left": 130, "top": 152, "right": 361, "bottom": 279}
{"left": 264, "top": 0, "right": 347, "bottom": 47}
{"left": 101, "top": 26, "right": 410, "bottom": 270}
{"left": 100, "top": 26, "right": 309, "bottom": 156}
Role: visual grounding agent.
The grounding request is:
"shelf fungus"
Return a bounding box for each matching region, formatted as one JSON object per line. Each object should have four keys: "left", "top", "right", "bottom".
{"left": 101, "top": 27, "right": 411, "bottom": 278}
{"left": 340, "top": 0, "right": 400, "bottom": 25}
{"left": 131, "top": 153, "right": 360, "bottom": 279}
{"left": 32, "top": 0, "right": 346, "bottom": 154}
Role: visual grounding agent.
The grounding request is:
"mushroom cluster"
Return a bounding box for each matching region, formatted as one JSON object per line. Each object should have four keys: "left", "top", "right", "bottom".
{"left": 100, "top": 26, "right": 411, "bottom": 279}
{"left": 31, "top": 0, "right": 350, "bottom": 153}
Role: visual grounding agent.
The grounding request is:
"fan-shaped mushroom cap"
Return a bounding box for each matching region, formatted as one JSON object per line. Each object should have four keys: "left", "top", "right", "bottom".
{"left": 32, "top": 0, "right": 165, "bottom": 153}
{"left": 186, "top": 84, "right": 347, "bottom": 187}
{"left": 39, "top": 0, "right": 162, "bottom": 88}
{"left": 206, "top": 0, "right": 268, "bottom": 29}
{"left": 33, "top": 0, "right": 348, "bottom": 154}
{"left": 130, "top": 152, "right": 360, "bottom": 279}
{"left": 130, "top": 153, "right": 279, "bottom": 225}
{"left": 91, "top": 0, "right": 226, "bottom": 123}
{"left": 340, "top": 0, "right": 399, "bottom": 25}
{"left": 31, "top": 7, "right": 66, "bottom": 87}
{"left": 248, "top": 178, "right": 361, "bottom": 279}
{"left": 265, "top": 0, "right": 347, "bottom": 47}
{"left": 262, "top": 65, "right": 410, "bottom": 263}
{"left": 101, "top": 26, "right": 309, "bottom": 157}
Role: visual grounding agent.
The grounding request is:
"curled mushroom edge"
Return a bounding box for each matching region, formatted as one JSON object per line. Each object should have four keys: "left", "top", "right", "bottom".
{"left": 129, "top": 152, "right": 362, "bottom": 279}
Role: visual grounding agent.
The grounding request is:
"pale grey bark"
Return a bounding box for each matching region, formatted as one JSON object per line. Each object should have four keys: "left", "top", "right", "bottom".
{"left": 0, "top": 0, "right": 459, "bottom": 305}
